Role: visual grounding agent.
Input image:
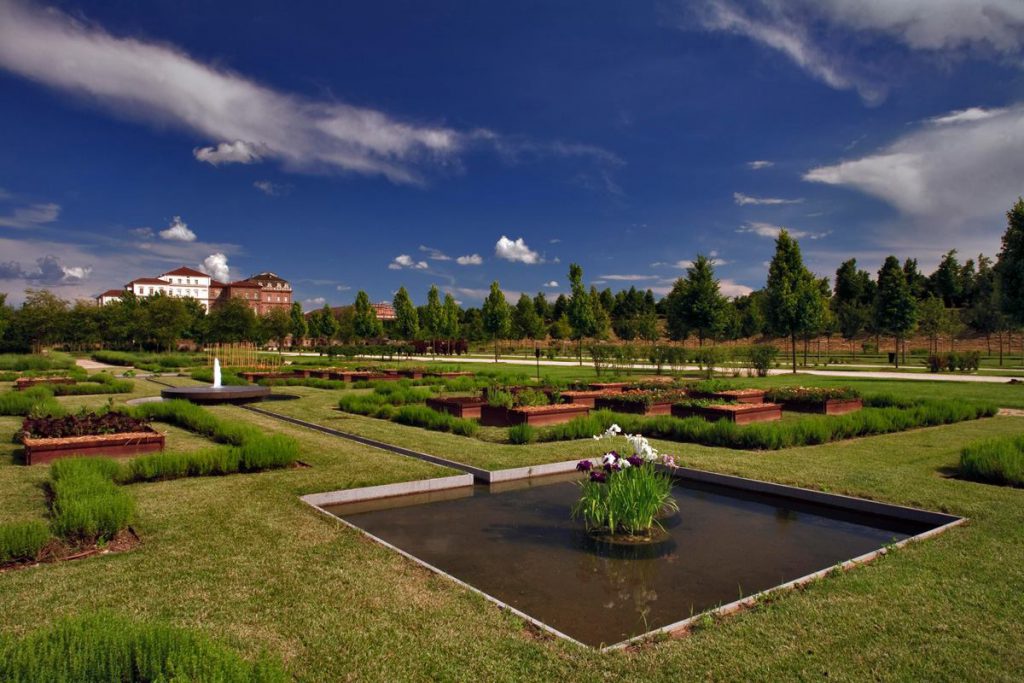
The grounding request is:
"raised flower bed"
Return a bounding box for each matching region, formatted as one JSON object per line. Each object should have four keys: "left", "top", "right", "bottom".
{"left": 426, "top": 396, "right": 487, "bottom": 419}
{"left": 19, "top": 412, "right": 165, "bottom": 465}
{"left": 765, "top": 387, "right": 863, "bottom": 415}
{"left": 479, "top": 403, "right": 591, "bottom": 427}
{"left": 14, "top": 376, "right": 77, "bottom": 391}
{"left": 426, "top": 371, "right": 475, "bottom": 379}
{"left": 594, "top": 390, "right": 688, "bottom": 416}
{"left": 238, "top": 370, "right": 301, "bottom": 382}
{"left": 671, "top": 401, "right": 782, "bottom": 425}
{"left": 588, "top": 382, "right": 627, "bottom": 393}
{"left": 559, "top": 390, "right": 614, "bottom": 408}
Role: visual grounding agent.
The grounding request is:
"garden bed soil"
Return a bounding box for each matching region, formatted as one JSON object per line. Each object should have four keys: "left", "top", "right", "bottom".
{"left": 22, "top": 427, "right": 165, "bottom": 465}
{"left": 779, "top": 398, "right": 864, "bottom": 415}
{"left": 426, "top": 396, "right": 487, "bottom": 419}
{"left": 588, "top": 382, "right": 627, "bottom": 393}
{"left": 671, "top": 402, "right": 782, "bottom": 425}
{"left": 14, "top": 376, "right": 76, "bottom": 391}
{"left": 594, "top": 396, "right": 674, "bottom": 416}
{"left": 479, "top": 403, "right": 591, "bottom": 427}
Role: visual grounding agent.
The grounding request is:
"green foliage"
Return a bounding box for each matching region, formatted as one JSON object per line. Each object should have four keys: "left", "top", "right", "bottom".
{"left": 91, "top": 350, "right": 204, "bottom": 371}
{"left": 566, "top": 264, "right": 595, "bottom": 344}
{"left": 512, "top": 292, "right": 544, "bottom": 339}
{"left": 0, "top": 520, "right": 50, "bottom": 564}
{"left": 541, "top": 399, "right": 994, "bottom": 450}
{"left": 392, "top": 404, "right": 479, "bottom": 436}
{"left": 52, "top": 373, "right": 134, "bottom": 395}
{"left": 485, "top": 389, "right": 515, "bottom": 409}
{"left": 392, "top": 286, "right": 419, "bottom": 340}
{"left": 207, "top": 297, "right": 260, "bottom": 344}
{"left": 514, "top": 388, "right": 549, "bottom": 407}
{"left": 925, "top": 351, "right": 981, "bottom": 373}
{"left": 960, "top": 434, "right": 1024, "bottom": 487}
{"left": 665, "top": 254, "right": 726, "bottom": 344}
{"left": 289, "top": 302, "right": 308, "bottom": 346}
{"left": 874, "top": 255, "right": 918, "bottom": 366}
{"left": 125, "top": 435, "right": 298, "bottom": 482}
{"left": 572, "top": 462, "right": 677, "bottom": 536}
{"left": 421, "top": 285, "right": 444, "bottom": 341}
{"left": 353, "top": 291, "right": 383, "bottom": 339}
{"left": 49, "top": 458, "right": 134, "bottom": 542}
{"left": 0, "top": 353, "right": 75, "bottom": 371}
{"left": 765, "top": 230, "right": 824, "bottom": 371}
{"left": 0, "top": 386, "right": 64, "bottom": 417}
{"left": 747, "top": 344, "right": 779, "bottom": 376}
{"left": 764, "top": 386, "right": 860, "bottom": 405}
{"left": 0, "top": 612, "right": 288, "bottom": 682}
{"left": 481, "top": 281, "right": 511, "bottom": 359}
{"left": 507, "top": 423, "right": 536, "bottom": 444}
{"left": 260, "top": 377, "right": 348, "bottom": 390}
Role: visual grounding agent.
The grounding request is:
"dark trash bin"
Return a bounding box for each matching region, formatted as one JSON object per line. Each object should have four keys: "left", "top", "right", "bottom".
{"left": 888, "top": 352, "right": 896, "bottom": 363}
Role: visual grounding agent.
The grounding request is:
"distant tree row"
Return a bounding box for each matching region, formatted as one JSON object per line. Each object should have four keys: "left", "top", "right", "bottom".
{"left": 3, "top": 198, "right": 1023, "bottom": 363}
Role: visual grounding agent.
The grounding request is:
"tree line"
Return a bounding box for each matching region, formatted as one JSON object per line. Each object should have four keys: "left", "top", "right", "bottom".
{"left": 2, "top": 198, "right": 1023, "bottom": 366}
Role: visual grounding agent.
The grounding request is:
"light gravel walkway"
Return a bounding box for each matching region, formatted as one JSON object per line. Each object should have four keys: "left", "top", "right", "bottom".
{"left": 75, "top": 358, "right": 123, "bottom": 372}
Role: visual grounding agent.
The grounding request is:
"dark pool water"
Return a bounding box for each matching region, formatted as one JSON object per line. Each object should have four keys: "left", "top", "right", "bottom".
{"left": 327, "top": 474, "right": 931, "bottom": 647}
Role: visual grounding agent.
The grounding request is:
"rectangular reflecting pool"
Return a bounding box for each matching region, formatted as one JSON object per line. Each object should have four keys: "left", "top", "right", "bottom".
{"left": 323, "top": 472, "right": 956, "bottom": 648}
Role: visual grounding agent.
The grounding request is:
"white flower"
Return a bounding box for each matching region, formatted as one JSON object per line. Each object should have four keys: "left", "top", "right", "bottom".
{"left": 602, "top": 453, "right": 618, "bottom": 466}
{"left": 619, "top": 458, "right": 631, "bottom": 468}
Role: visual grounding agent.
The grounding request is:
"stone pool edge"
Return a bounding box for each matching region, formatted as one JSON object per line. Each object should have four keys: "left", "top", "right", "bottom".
{"left": 300, "top": 467, "right": 966, "bottom": 652}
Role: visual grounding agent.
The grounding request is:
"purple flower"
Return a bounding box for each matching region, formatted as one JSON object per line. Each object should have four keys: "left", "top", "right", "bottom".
{"left": 627, "top": 455, "right": 644, "bottom": 467}
{"left": 575, "top": 460, "right": 592, "bottom": 472}
{"left": 589, "top": 471, "right": 607, "bottom": 483}
{"left": 662, "top": 455, "right": 676, "bottom": 468}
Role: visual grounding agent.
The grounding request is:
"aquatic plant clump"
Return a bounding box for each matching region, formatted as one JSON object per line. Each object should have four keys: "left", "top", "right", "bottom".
{"left": 571, "top": 425, "right": 678, "bottom": 539}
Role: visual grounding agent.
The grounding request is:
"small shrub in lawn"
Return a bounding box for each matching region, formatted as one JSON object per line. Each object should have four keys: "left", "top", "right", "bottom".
{"left": 0, "top": 386, "right": 64, "bottom": 417}
{"left": 50, "top": 457, "right": 133, "bottom": 542}
{"left": 508, "top": 423, "right": 536, "bottom": 444}
{"left": 960, "top": 435, "right": 1024, "bottom": 487}
{"left": 0, "top": 520, "right": 50, "bottom": 564}
{"left": 747, "top": 344, "right": 779, "bottom": 376}
{"left": 0, "top": 612, "right": 288, "bottom": 682}
{"left": 393, "top": 404, "right": 478, "bottom": 436}
{"left": 372, "top": 383, "right": 434, "bottom": 404}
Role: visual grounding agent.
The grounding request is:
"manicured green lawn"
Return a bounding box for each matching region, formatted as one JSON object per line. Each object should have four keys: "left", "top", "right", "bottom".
{"left": 2, "top": 378, "right": 1024, "bottom": 680}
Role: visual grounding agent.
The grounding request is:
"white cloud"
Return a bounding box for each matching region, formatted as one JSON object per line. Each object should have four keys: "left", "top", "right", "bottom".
{"left": 0, "top": 202, "right": 60, "bottom": 229}
{"left": 927, "top": 107, "right": 1008, "bottom": 126}
{"left": 669, "top": 257, "right": 730, "bottom": 269}
{"left": 456, "top": 254, "right": 483, "bottom": 265}
{"left": 690, "top": 1, "right": 1024, "bottom": 103}
{"left": 804, "top": 104, "right": 1024, "bottom": 231}
{"left": 303, "top": 296, "right": 327, "bottom": 307}
{"left": 158, "top": 216, "right": 196, "bottom": 242}
{"left": 747, "top": 160, "right": 774, "bottom": 170}
{"left": 597, "top": 274, "right": 658, "bottom": 281}
{"left": 200, "top": 253, "right": 231, "bottom": 281}
{"left": 419, "top": 245, "right": 451, "bottom": 261}
{"left": 388, "top": 254, "right": 428, "bottom": 270}
{"left": 253, "top": 180, "right": 290, "bottom": 196}
{"left": 60, "top": 265, "right": 91, "bottom": 280}
{"left": 0, "top": 3, "right": 617, "bottom": 186}
{"left": 733, "top": 192, "right": 803, "bottom": 206}
{"left": 543, "top": 280, "right": 559, "bottom": 288}
{"left": 494, "top": 236, "right": 541, "bottom": 264}
{"left": 130, "top": 227, "right": 154, "bottom": 238}
{"left": 736, "top": 222, "right": 829, "bottom": 240}
{"left": 194, "top": 141, "right": 264, "bottom": 165}
{"left": 0, "top": 254, "right": 90, "bottom": 285}
{"left": 336, "top": 284, "right": 351, "bottom": 292}
{"left": 719, "top": 279, "right": 753, "bottom": 297}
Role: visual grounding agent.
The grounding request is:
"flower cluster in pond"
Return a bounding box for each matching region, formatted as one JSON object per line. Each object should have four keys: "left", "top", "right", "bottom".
{"left": 575, "top": 424, "right": 677, "bottom": 481}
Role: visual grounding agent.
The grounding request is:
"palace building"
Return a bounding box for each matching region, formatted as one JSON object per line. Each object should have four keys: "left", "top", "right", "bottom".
{"left": 96, "top": 267, "right": 292, "bottom": 314}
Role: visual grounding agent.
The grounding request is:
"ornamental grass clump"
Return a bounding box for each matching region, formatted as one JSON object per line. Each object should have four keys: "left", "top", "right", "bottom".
{"left": 960, "top": 435, "right": 1024, "bottom": 487}
{"left": 49, "top": 458, "right": 133, "bottom": 542}
{"left": 571, "top": 425, "right": 678, "bottom": 538}
{"left": 0, "top": 386, "right": 64, "bottom": 417}
{"left": 0, "top": 612, "right": 288, "bottom": 682}
{"left": 0, "top": 520, "right": 50, "bottom": 564}
{"left": 508, "top": 423, "right": 536, "bottom": 444}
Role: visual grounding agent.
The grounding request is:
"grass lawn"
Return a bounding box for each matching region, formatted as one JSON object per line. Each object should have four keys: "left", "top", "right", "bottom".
{"left": 3, "top": 378, "right": 1024, "bottom": 680}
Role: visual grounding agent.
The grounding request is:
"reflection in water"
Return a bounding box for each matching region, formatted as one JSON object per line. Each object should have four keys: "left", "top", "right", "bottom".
{"left": 330, "top": 476, "right": 931, "bottom": 647}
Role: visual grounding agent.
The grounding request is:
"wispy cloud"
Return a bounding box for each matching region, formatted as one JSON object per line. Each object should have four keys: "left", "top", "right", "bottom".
{"left": 418, "top": 245, "right": 451, "bottom": 261}
{"left": 733, "top": 192, "right": 802, "bottom": 206}
{"left": 0, "top": 2, "right": 618, "bottom": 186}
{"left": 0, "top": 202, "right": 60, "bottom": 229}
{"left": 253, "top": 180, "right": 291, "bottom": 196}
{"left": 736, "top": 222, "right": 829, "bottom": 240}
{"left": 747, "top": 160, "right": 774, "bottom": 170}
{"left": 456, "top": 254, "right": 482, "bottom": 265}
{"left": 597, "top": 274, "right": 659, "bottom": 281}
{"left": 805, "top": 104, "right": 1024, "bottom": 233}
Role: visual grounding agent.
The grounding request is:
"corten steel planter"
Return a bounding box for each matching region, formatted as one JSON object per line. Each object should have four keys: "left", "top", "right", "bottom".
{"left": 426, "top": 396, "right": 487, "bottom": 419}
{"left": 671, "top": 402, "right": 782, "bottom": 425}
{"left": 14, "top": 377, "right": 76, "bottom": 391}
{"left": 710, "top": 389, "right": 766, "bottom": 404}
{"left": 239, "top": 371, "right": 303, "bottom": 382}
{"left": 594, "top": 397, "right": 674, "bottom": 416}
{"left": 480, "top": 404, "right": 591, "bottom": 427}
{"left": 398, "top": 370, "right": 425, "bottom": 379}
{"left": 779, "top": 398, "right": 863, "bottom": 415}
{"left": 22, "top": 427, "right": 165, "bottom": 465}
{"left": 588, "top": 382, "right": 627, "bottom": 393}
{"left": 426, "top": 371, "right": 475, "bottom": 379}
{"left": 559, "top": 390, "right": 613, "bottom": 408}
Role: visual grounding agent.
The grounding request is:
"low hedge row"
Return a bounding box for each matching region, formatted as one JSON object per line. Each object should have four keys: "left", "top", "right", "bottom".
{"left": 0, "top": 612, "right": 287, "bottom": 682}
{"left": 0, "top": 386, "right": 64, "bottom": 417}
{"left": 91, "top": 350, "right": 204, "bottom": 371}
{"left": 51, "top": 373, "right": 134, "bottom": 396}
{"left": 50, "top": 458, "right": 134, "bottom": 542}
{"left": 960, "top": 434, "right": 1024, "bottom": 487}
{"left": 0, "top": 353, "right": 75, "bottom": 372}
{"left": 0, "top": 520, "right": 50, "bottom": 565}
{"left": 339, "top": 395, "right": 478, "bottom": 436}
{"left": 538, "top": 397, "right": 995, "bottom": 450}
{"left": 259, "top": 377, "right": 349, "bottom": 390}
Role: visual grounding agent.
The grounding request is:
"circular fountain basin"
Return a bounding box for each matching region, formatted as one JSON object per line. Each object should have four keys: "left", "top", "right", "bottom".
{"left": 159, "top": 385, "right": 271, "bottom": 405}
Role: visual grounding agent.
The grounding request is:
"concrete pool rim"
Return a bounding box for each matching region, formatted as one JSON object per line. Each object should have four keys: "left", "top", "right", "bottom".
{"left": 300, "top": 465, "right": 965, "bottom": 650}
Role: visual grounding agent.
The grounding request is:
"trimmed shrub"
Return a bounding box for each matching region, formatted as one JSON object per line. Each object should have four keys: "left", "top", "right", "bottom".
{"left": 260, "top": 377, "right": 348, "bottom": 390}
{"left": 508, "top": 423, "right": 536, "bottom": 445}
{"left": 0, "top": 612, "right": 287, "bottom": 682}
{"left": 960, "top": 435, "right": 1024, "bottom": 487}
{"left": 52, "top": 373, "right": 134, "bottom": 396}
{"left": 49, "top": 458, "right": 134, "bottom": 542}
{"left": 0, "top": 520, "right": 50, "bottom": 564}
{"left": 393, "top": 404, "right": 479, "bottom": 436}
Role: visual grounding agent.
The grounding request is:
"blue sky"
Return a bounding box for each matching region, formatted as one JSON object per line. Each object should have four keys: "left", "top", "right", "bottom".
{"left": 1, "top": 0, "right": 1023, "bottom": 307}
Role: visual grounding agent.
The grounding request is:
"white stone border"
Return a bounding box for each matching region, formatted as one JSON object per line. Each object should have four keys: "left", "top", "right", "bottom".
{"left": 302, "top": 465, "right": 966, "bottom": 651}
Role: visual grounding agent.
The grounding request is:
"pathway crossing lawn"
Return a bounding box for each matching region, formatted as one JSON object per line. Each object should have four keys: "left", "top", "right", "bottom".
{"left": 1, "top": 383, "right": 1023, "bottom": 680}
